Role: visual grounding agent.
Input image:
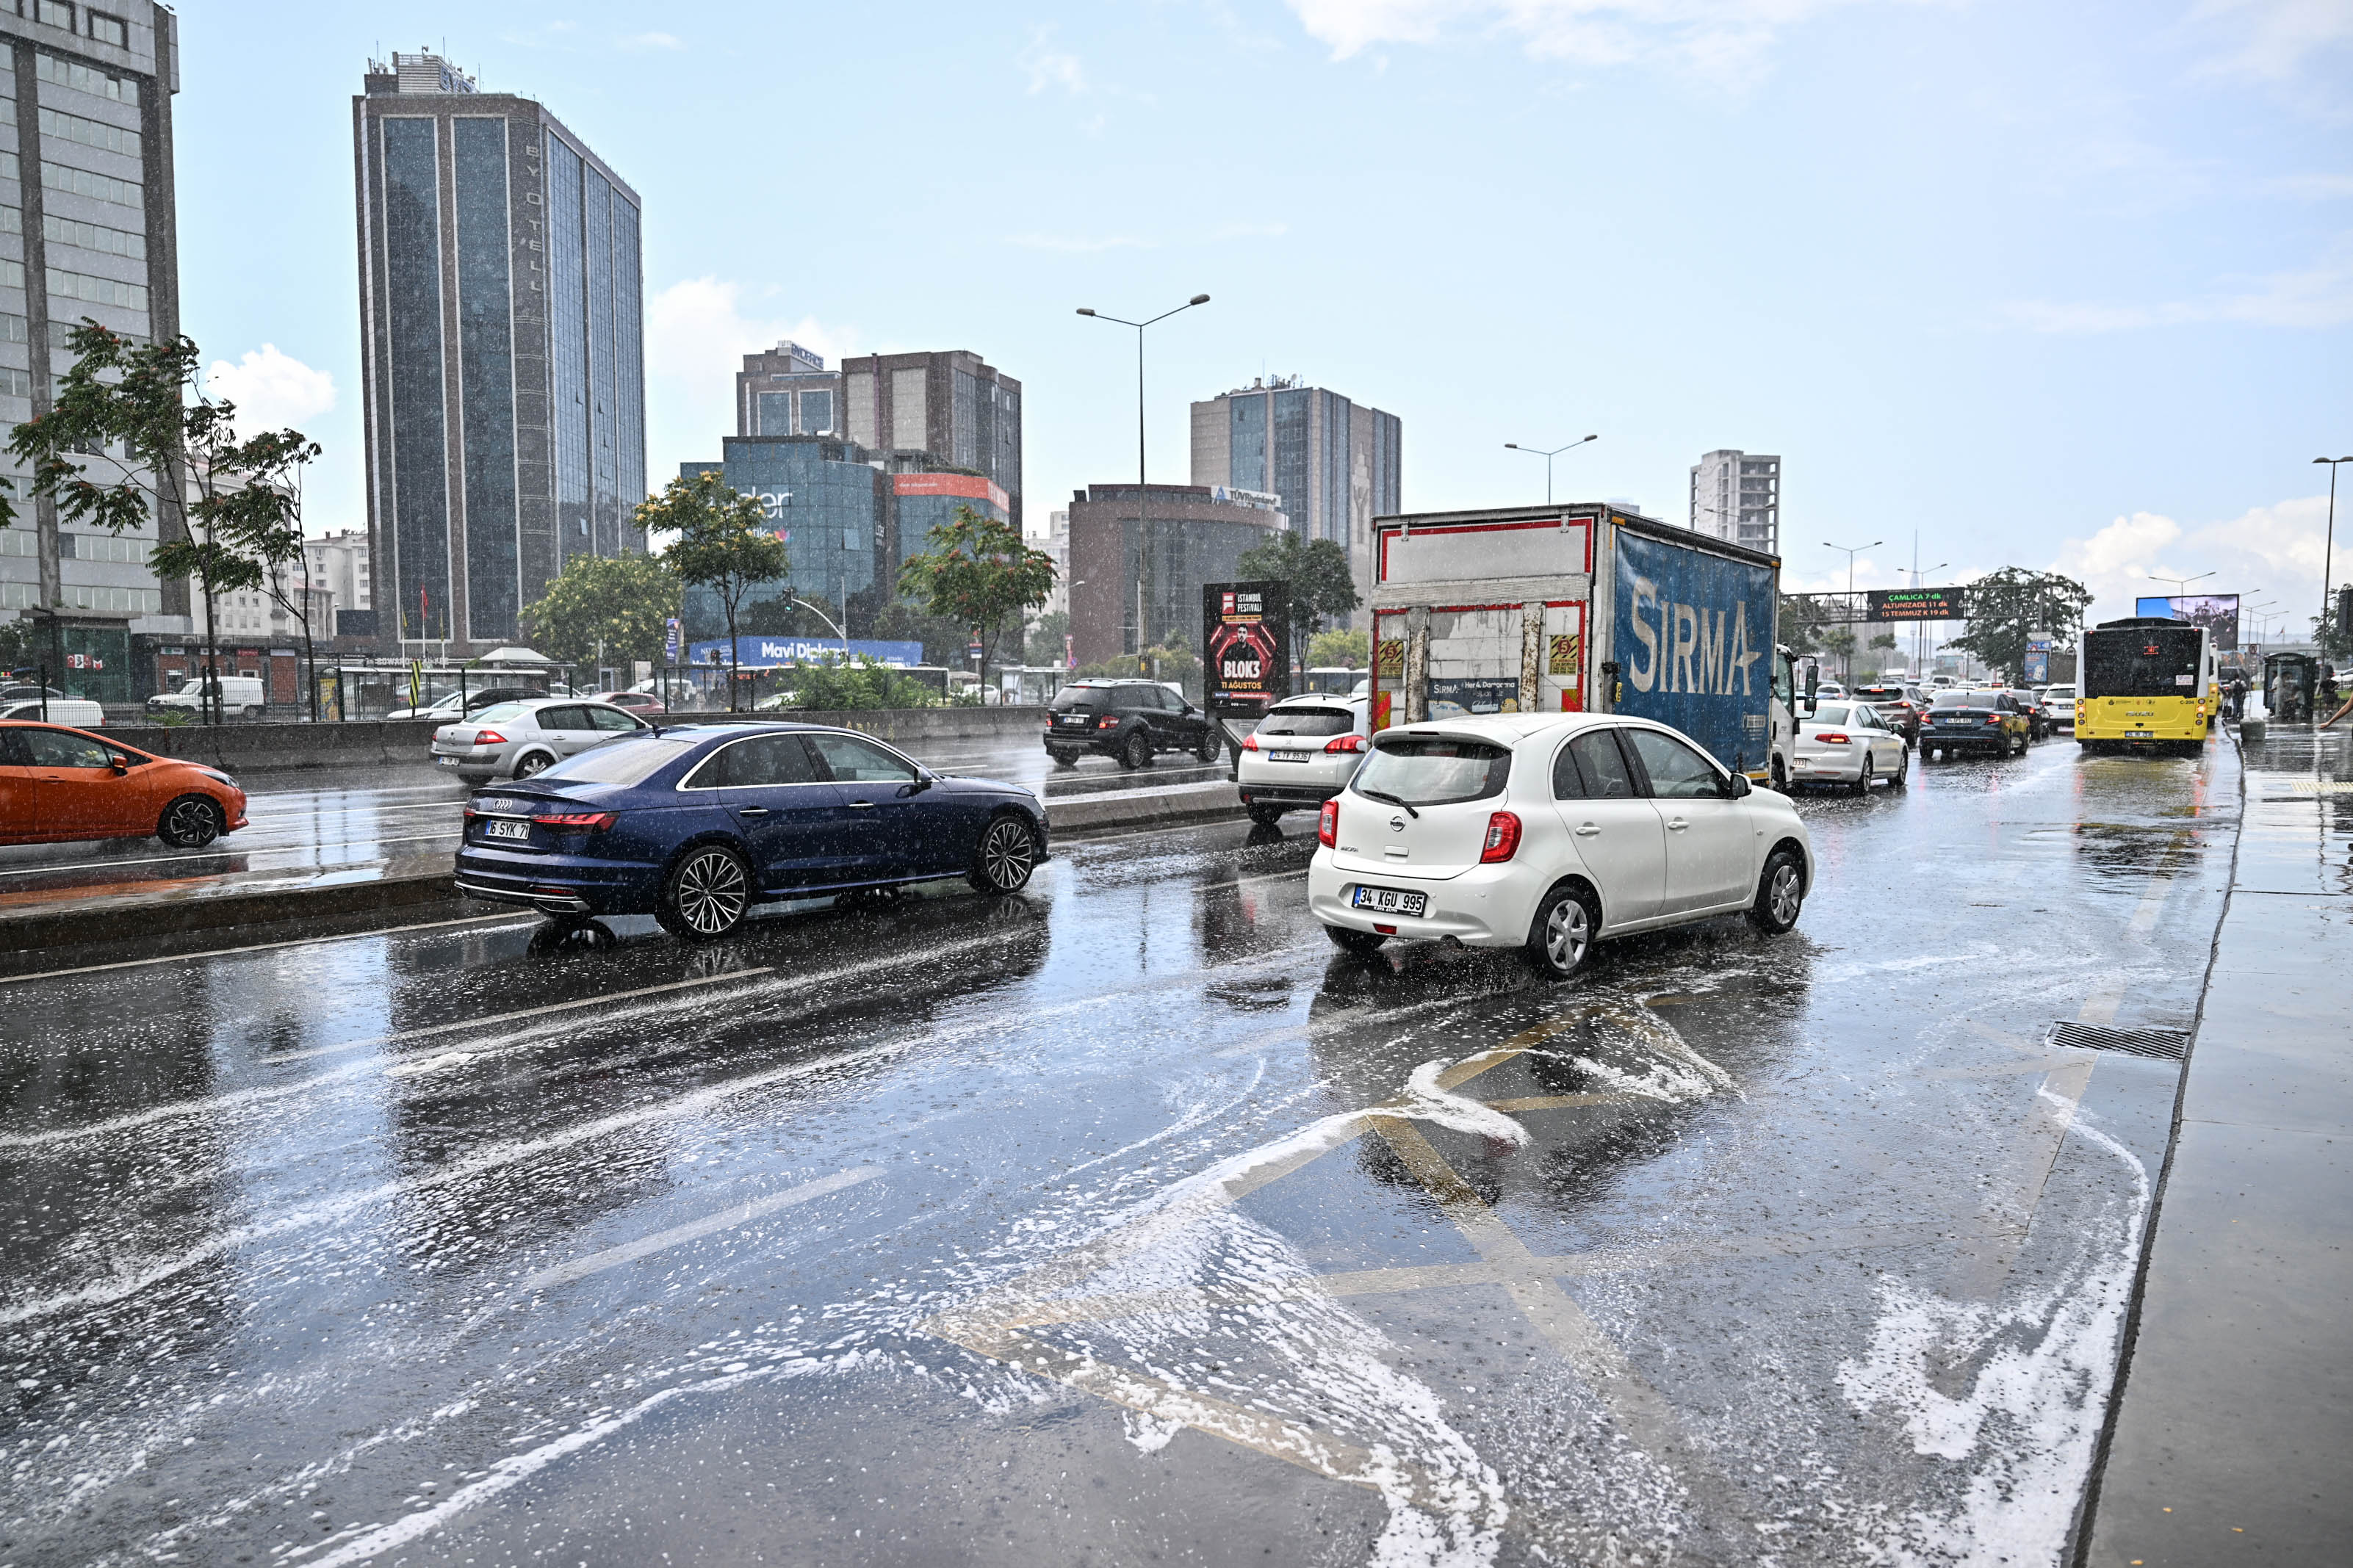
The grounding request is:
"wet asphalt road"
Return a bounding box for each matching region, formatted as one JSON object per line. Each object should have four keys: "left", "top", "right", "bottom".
{"left": 0, "top": 735, "right": 1222, "bottom": 909}
{"left": 0, "top": 734, "right": 2239, "bottom": 1567}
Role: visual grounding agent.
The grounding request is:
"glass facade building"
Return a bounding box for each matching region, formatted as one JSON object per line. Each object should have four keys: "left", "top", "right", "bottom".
{"left": 1190, "top": 375, "right": 1400, "bottom": 626}
{"left": 356, "top": 52, "right": 644, "bottom": 654}
{"left": 0, "top": 1, "right": 183, "bottom": 681}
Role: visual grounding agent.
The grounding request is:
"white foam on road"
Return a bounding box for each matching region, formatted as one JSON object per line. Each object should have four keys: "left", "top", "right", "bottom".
{"left": 1834, "top": 1112, "right": 2151, "bottom": 1567}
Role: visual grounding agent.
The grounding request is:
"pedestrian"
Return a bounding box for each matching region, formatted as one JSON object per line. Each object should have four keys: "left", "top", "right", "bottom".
{"left": 2227, "top": 674, "right": 2248, "bottom": 721}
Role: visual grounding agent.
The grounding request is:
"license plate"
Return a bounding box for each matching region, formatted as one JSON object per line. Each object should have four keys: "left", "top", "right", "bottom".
{"left": 1272, "top": 750, "right": 1311, "bottom": 763}
{"left": 1350, "top": 885, "right": 1427, "bottom": 917}
{"left": 436, "top": 754, "right": 462, "bottom": 766}
{"left": 2125, "top": 730, "right": 2153, "bottom": 739}
{"left": 482, "top": 818, "right": 530, "bottom": 840}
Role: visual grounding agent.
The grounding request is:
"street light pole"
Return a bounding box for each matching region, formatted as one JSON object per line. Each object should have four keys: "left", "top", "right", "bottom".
{"left": 1078, "top": 295, "right": 1211, "bottom": 658}
{"left": 2145, "top": 570, "right": 2216, "bottom": 601}
{"left": 1823, "top": 538, "right": 1881, "bottom": 684}
{"left": 1503, "top": 436, "right": 1599, "bottom": 507}
{"left": 2317, "top": 458, "right": 2353, "bottom": 652}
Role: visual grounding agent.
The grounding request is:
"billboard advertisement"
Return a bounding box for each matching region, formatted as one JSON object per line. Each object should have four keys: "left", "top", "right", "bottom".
{"left": 1201, "top": 580, "right": 1291, "bottom": 717}
{"left": 2135, "top": 593, "right": 2239, "bottom": 650}
{"left": 685, "top": 637, "right": 925, "bottom": 669}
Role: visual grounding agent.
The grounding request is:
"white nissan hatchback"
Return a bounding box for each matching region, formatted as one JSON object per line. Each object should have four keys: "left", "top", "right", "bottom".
{"left": 1308, "top": 712, "right": 1815, "bottom": 978}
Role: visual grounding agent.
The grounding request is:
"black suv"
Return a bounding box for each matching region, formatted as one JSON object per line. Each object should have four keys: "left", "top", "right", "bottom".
{"left": 1044, "top": 679, "right": 1221, "bottom": 770}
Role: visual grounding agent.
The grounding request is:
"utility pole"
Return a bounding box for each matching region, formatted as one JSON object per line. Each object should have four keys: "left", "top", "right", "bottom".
{"left": 1078, "top": 295, "right": 1211, "bottom": 658}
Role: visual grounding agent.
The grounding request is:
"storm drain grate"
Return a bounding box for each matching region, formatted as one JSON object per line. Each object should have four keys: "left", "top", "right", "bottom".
{"left": 2046, "top": 1022, "right": 2191, "bottom": 1061}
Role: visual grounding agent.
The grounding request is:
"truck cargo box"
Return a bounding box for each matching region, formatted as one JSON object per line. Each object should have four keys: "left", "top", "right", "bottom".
{"left": 1368, "top": 505, "right": 1781, "bottom": 778}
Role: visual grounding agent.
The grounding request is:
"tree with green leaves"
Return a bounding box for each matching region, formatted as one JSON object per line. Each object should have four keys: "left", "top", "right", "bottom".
{"left": 1822, "top": 626, "right": 1858, "bottom": 684}
{"left": 1947, "top": 567, "right": 2095, "bottom": 684}
{"left": 1235, "top": 530, "right": 1362, "bottom": 675}
{"left": 240, "top": 433, "right": 326, "bottom": 720}
{"left": 1308, "top": 627, "right": 1370, "bottom": 668}
{"left": 1776, "top": 593, "right": 1831, "bottom": 658}
{"left": 895, "top": 504, "right": 1057, "bottom": 694}
{"left": 1024, "top": 609, "right": 1070, "bottom": 668}
{"left": 521, "top": 550, "right": 682, "bottom": 671}
{"left": 642, "top": 472, "right": 787, "bottom": 712}
{"left": 2, "top": 322, "right": 314, "bottom": 724}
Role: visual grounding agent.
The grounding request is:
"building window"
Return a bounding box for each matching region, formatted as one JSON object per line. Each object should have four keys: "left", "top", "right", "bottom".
{"left": 37, "top": 105, "right": 140, "bottom": 159}
{"left": 43, "top": 212, "right": 143, "bottom": 260}
{"left": 34, "top": 51, "right": 137, "bottom": 105}
{"left": 36, "top": 3, "right": 73, "bottom": 32}
{"left": 84, "top": 8, "right": 124, "bottom": 46}
{"left": 47, "top": 266, "right": 147, "bottom": 311}
{"left": 798, "top": 389, "right": 833, "bottom": 436}
{"left": 42, "top": 159, "right": 141, "bottom": 211}
{"left": 755, "top": 390, "right": 790, "bottom": 436}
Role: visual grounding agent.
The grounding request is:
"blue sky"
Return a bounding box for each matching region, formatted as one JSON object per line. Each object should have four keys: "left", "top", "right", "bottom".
{"left": 181, "top": 0, "right": 2351, "bottom": 629}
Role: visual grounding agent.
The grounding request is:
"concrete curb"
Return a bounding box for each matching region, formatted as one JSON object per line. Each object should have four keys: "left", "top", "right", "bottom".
{"left": 0, "top": 781, "right": 1250, "bottom": 953}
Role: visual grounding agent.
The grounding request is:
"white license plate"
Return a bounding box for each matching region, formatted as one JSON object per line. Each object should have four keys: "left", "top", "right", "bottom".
{"left": 482, "top": 818, "right": 531, "bottom": 840}
{"left": 1272, "top": 750, "right": 1312, "bottom": 763}
{"left": 2125, "top": 730, "right": 2153, "bottom": 739}
{"left": 1350, "top": 885, "right": 1427, "bottom": 917}
{"left": 437, "top": 754, "right": 463, "bottom": 766}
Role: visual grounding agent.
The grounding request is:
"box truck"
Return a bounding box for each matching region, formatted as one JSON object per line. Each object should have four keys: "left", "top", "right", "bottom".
{"left": 1368, "top": 505, "right": 1794, "bottom": 784}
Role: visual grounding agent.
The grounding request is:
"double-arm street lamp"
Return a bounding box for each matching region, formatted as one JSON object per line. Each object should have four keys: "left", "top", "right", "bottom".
{"left": 1504, "top": 435, "right": 1598, "bottom": 506}
{"left": 1823, "top": 538, "right": 1881, "bottom": 684}
{"left": 2146, "top": 570, "right": 2215, "bottom": 599}
{"left": 1078, "top": 295, "right": 1211, "bottom": 654}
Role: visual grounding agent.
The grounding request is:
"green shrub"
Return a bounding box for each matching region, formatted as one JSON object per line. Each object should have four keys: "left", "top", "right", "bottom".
{"left": 788, "top": 656, "right": 942, "bottom": 711}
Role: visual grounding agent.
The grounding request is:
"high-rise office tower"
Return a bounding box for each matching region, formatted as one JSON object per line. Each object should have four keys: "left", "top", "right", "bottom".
{"left": 355, "top": 51, "right": 645, "bottom": 654}
{"left": 839, "top": 350, "right": 1022, "bottom": 529}
{"left": 1688, "top": 449, "right": 1780, "bottom": 554}
{"left": 1190, "top": 375, "right": 1399, "bottom": 618}
{"left": 0, "top": 1, "right": 183, "bottom": 701}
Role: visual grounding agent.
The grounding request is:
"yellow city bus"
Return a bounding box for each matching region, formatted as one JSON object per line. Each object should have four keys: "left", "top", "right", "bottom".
{"left": 2077, "top": 616, "right": 2214, "bottom": 756}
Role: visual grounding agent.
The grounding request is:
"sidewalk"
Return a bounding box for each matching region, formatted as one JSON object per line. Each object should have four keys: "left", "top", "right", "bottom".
{"left": 2083, "top": 722, "right": 2353, "bottom": 1566}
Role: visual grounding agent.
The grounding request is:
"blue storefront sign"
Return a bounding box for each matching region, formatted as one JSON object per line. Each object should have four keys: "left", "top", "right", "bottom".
{"left": 685, "top": 636, "right": 926, "bottom": 669}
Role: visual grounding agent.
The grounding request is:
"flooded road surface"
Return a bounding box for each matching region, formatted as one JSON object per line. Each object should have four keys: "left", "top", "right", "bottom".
{"left": 0, "top": 734, "right": 1211, "bottom": 911}
{"left": 0, "top": 735, "right": 2238, "bottom": 1566}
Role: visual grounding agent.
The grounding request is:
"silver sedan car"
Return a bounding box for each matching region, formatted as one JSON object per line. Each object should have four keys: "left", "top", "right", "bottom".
{"left": 430, "top": 698, "right": 650, "bottom": 781}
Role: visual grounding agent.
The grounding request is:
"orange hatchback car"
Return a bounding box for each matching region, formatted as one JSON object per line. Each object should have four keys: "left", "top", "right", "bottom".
{"left": 0, "top": 720, "right": 249, "bottom": 848}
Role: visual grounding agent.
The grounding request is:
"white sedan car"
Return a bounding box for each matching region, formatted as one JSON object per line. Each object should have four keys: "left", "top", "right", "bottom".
{"left": 1308, "top": 712, "right": 1815, "bottom": 979}
{"left": 1789, "top": 701, "right": 1910, "bottom": 793}
{"left": 1236, "top": 695, "right": 1371, "bottom": 825}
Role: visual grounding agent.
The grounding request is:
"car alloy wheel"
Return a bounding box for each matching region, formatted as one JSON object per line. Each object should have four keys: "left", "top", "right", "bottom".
{"left": 158, "top": 794, "right": 222, "bottom": 849}
{"left": 1852, "top": 754, "right": 1873, "bottom": 795}
{"left": 1121, "top": 730, "right": 1151, "bottom": 770}
{"left": 1196, "top": 729, "right": 1222, "bottom": 765}
{"left": 663, "top": 847, "right": 750, "bottom": 939}
{"left": 1522, "top": 884, "right": 1598, "bottom": 980}
{"left": 1892, "top": 747, "right": 1910, "bottom": 788}
{"left": 515, "top": 752, "right": 552, "bottom": 777}
{"left": 1748, "top": 849, "right": 1806, "bottom": 933}
{"left": 970, "top": 814, "right": 1038, "bottom": 894}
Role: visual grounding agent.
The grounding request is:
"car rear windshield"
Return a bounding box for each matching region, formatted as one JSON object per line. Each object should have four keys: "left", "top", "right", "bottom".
{"left": 1048, "top": 686, "right": 1109, "bottom": 712}
{"left": 1809, "top": 704, "right": 1853, "bottom": 725}
{"left": 470, "top": 702, "right": 530, "bottom": 724}
{"left": 1931, "top": 690, "right": 1998, "bottom": 708}
{"left": 1352, "top": 736, "right": 1512, "bottom": 806}
{"left": 2047, "top": 686, "right": 2075, "bottom": 699}
{"left": 1255, "top": 707, "right": 1354, "bottom": 738}
{"left": 538, "top": 735, "right": 698, "bottom": 786}
{"left": 2085, "top": 629, "right": 2202, "bottom": 698}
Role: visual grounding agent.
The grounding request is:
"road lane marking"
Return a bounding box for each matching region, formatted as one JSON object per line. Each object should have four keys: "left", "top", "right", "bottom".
{"left": 0, "top": 912, "right": 532, "bottom": 986}
{"left": 514, "top": 1166, "right": 883, "bottom": 1295}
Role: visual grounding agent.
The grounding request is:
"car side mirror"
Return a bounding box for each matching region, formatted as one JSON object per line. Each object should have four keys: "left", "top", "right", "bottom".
{"left": 1727, "top": 772, "right": 1751, "bottom": 798}
{"left": 108, "top": 754, "right": 129, "bottom": 775}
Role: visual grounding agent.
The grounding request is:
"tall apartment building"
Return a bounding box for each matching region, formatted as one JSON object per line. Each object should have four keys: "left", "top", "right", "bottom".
{"left": 0, "top": 1, "right": 181, "bottom": 704}
{"left": 303, "top": 527, "right": 372, "bottom": 635}
{"left": 355, "top": 51, "right": 645, "bottom": 656}
{"left": 1688, "top": 449, "right": 1781, "bottom": 554}
{"left": 1190, "top": 375, "right": 1399, "bottom": 621}
{"left": 838, "top": 350, "right": 1021, "bottom": 528}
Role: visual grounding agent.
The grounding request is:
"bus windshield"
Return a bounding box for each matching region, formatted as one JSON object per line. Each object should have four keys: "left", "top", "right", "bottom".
{"left": 2085, "top": 628, "right": 2203, "bottom": 698}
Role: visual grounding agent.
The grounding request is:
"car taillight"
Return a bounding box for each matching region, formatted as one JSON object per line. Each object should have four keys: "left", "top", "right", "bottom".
{"left": 1323, "top": 733, "right": 1366, "bottom": 754}
{"left": 532, "top": 811, "right": 616, "bottom": 831}
{"left": 1095, "top": 714, "right": 1120, "bottom": 730}
{"left": 1813, "top": 731, "right": 1850, "bottom": 743}
{"left": 1316, "top": 798, "right": 1339, "bottom": 848}
{"left": 1242, "top": 732, "right": 1261, "bottom": 751}
{"left": 1984, "top": 715, "right": 2001, "bottom": 726}
{"left": 1481, "top": 810, "right": 1521, "bottom": 862}
{"left": 474, "top": 729, "right": 506, "bottom": 745}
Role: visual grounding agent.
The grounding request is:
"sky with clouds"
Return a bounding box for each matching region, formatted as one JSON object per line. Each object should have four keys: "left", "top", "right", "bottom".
{"left": 178, "top": 0, "right": 2351, "bottom": 632}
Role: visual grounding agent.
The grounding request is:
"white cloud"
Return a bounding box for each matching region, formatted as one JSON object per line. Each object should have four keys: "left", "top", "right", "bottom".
{"left": 1019, "top": 26, "right": 1087, "bottom": 94}
{"left": 619, "top": 32, "right": 684, "bottom": 51}
{"left": 203, "top": 344, "right": 335, "bottom": 430}
{"left": 2186, "top": 0, "right": 2353, "bottom": 83}
{"left": 1999, "top": 236, "right": 2353, "bottom": 331}
{"left": 642, "top": 278, "right": 863, "bottom": 500}
{"left": 1283, "top": 0, "right": 1908, "bottom": 88}
{"left": 2050, "top": 494, "right": 2336, "bottom": 629}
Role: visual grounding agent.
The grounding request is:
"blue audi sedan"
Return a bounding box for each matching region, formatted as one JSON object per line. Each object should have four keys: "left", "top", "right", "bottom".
{"left": 453, "top": 723, "right": 1050, "bottom": 938}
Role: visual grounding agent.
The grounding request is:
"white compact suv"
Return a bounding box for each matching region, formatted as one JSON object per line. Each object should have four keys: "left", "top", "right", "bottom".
{"left": 2042, "top": 684, "right": 2077, "bottom": 730}
{"left": 1308, "top": 712, "right": 1815, "bottom": 978}
{"left": 1236, "top": 694, "right": 1371, "bottom": 825}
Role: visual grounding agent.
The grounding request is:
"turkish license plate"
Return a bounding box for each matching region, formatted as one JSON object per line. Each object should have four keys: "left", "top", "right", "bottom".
{"left": 1350, "top": 884, "right": 1427, "bottom": 917}
{"left": 2124, "top": 729, "right": 2153, "bottom": 739}
{"left": 436, "top": 754, "right": 463, "bottom": 766}
{"left": 482, "top": 818, "right": 531, "bottom": 840}
{"left": 1272, "top": 749, "right": 1311, "bottom": 763}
